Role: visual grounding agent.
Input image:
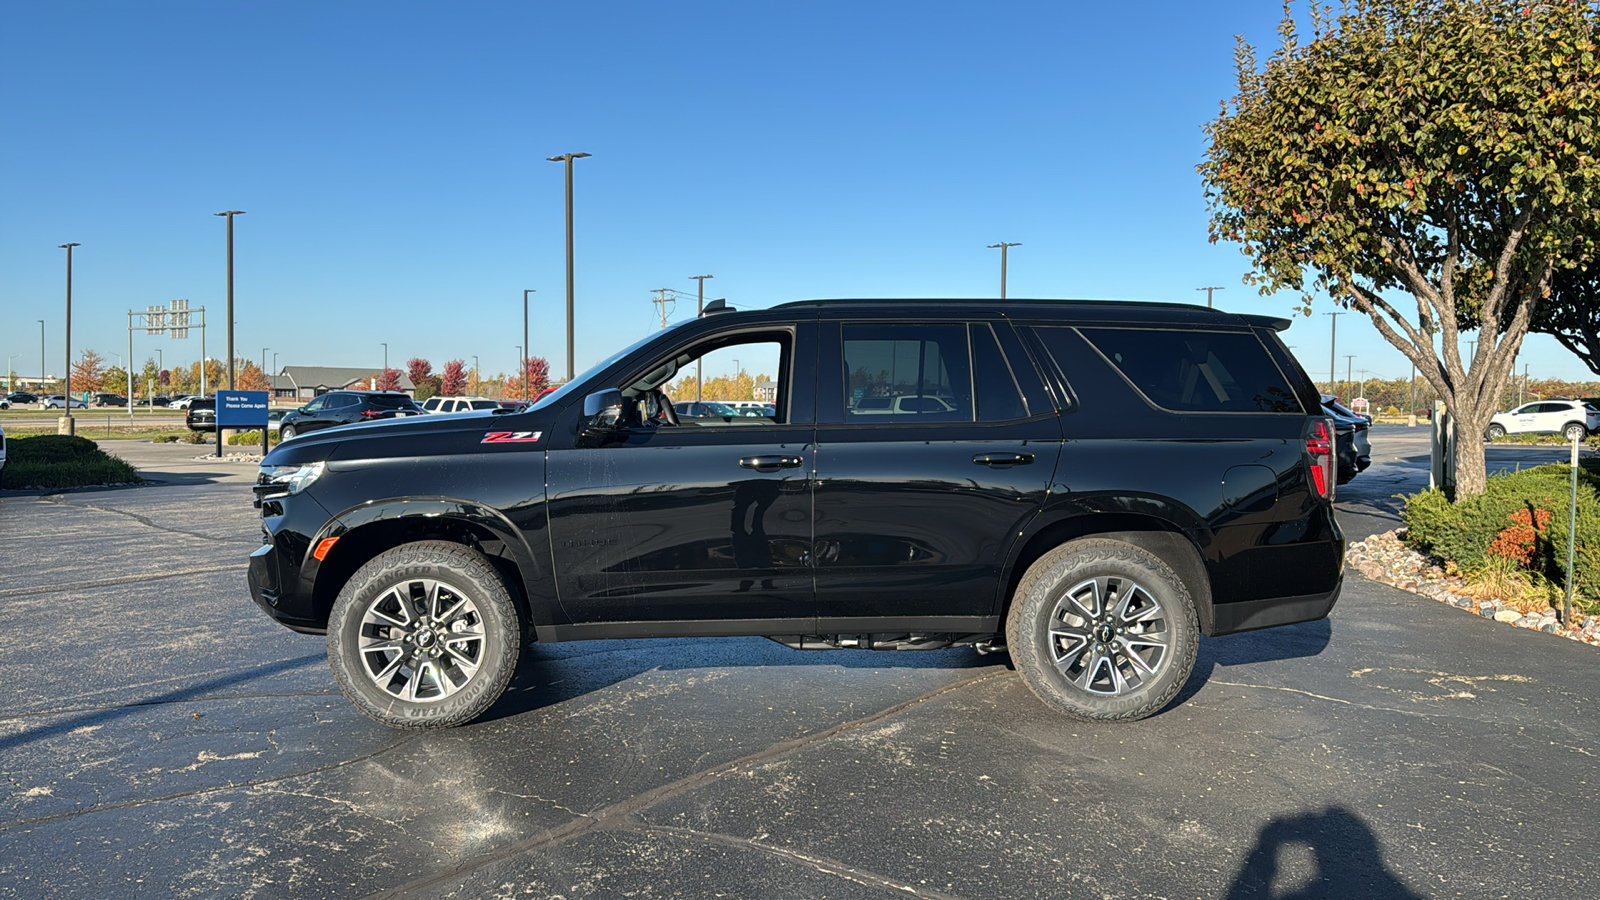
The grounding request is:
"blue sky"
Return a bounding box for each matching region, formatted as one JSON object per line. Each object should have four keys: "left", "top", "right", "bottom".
{"left": 3, "top": 0, "right": 1593, "bottom": 388}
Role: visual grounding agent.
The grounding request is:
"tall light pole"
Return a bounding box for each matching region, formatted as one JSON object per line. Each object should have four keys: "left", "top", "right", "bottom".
{"left": 1196, "top": 286, "right": 1225, "bottom": 308}
{"left": 1344, "top": 355, "right": 1355, "bottom": 401}
{"left": 522, "top": 289, "right": 536, "bottom": 400}
{"left": 261, "top": 347, "right": 269, "bottom": 388}
{"left": 547, "top": 152, "right": 590, "bottom": 383}
{"left": 381, "top": 343, "right": 388, "bottom": 389}
{"left": 690, "top": 274, "right": 713, "bottom": 400}
{"left": 215, "top": 210, "right": 245, "bottom": 389}
{"left": 38, "top": 319, "right": 45, "bottom": 392}
{"left": 1324, "top": 311, "right": 1343, "bottom": 395}
{"left": 472, "top": 355, "right": 480, "bottom": 394}
{"left": 987, "top": 242, "right": 1021, "bottom": 299}
{"left": 59, "top": 243, "right": 80, "bottom": 422}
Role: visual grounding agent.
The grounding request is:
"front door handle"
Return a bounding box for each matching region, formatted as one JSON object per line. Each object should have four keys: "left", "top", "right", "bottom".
{"left": 973, "top": 452, "right": 1034, "bottom": 467}
{"left": 740, "top": 455, "right": 804, "bottom": 471}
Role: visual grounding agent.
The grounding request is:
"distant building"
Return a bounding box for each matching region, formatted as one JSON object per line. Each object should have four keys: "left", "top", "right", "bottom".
{"left": 271, "top": 367, "right": 416, "bottom": 401}
{"left": 754, "top": 380, "right": 777, "bottom": 402}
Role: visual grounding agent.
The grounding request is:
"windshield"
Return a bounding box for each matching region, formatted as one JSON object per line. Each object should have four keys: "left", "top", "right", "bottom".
{"left": 528, "top": 323, "right": 692, "bottom": 412}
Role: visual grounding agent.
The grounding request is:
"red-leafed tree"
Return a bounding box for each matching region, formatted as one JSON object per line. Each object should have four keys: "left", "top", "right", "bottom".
{"left": 406, "top": 358, "right": 441, "bottom": 400}
{"left": 375, "top": 368, "right": 401, "bottom": 392}
{"left": 71, "top": 349, "right": 106, "bottom": 393}
{"left": 439, "top": 359, "right": 468, "bottom": 396}
{"left": 503, "top": 356, "right": 550, "bottom": 401}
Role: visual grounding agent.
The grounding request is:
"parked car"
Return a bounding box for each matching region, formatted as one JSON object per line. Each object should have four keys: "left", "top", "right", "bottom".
{"left": 420, "top": 396, "right": 500, "bottom": 414}
{"left": 849, "top": 394, "right": 960, "bottom": 415}
{"left": 186, "top": 398, "right": 216, "bottom": 431}
{"left": 267, "top": 409, "right": 287, "bottom": 433}
{"left": 146, "top": 396, "right": 171, "bottom": 408}
{"left": 0, "top": 397, "right": 8, "bottom": 410}
{"left": 248, "top": 297, "right": 1344, "bottom": 729}
{"left": 42, "top": 395, "right": 87, "bottom": 409}
{"left": 1487, "top": 399, "right": 1599, "bottom": 442}
{"left": 278, "top": 390, "right": 422, "bottom": 440}
{"left": 6, "top": 392, "right": 38, "bottom": 405}
{"left": 94, "top": 393, "right": 127, "bottom": 407}
{"left": 0, "top": 422, "right": 6, "bottom": 474}
{"left": 169, "top": 395, "right": 197, "bottom": 409}
{"left": 672, "top": 399, "right": 741, "bottom": 419}
{"left": 1321, "top": 394, "right": 1371, "bottom": 483}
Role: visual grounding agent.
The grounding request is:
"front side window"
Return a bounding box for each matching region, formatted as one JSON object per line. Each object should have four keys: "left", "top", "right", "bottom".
{"left": 639, "top": 331, "right": 790, "bottom": 425}
{"left": 843, "top": 324, "right": 972, "bottom": 422}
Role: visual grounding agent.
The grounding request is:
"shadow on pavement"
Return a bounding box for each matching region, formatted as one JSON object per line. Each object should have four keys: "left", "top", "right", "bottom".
{"left": 0, "top": 653, "right": 326, "bottom": 753}
{"left": 1225, "top": 805, "right": 1423, "bottom": 899}
{"left": 1171, "top": 617, "right": 1333, "bottom": 711}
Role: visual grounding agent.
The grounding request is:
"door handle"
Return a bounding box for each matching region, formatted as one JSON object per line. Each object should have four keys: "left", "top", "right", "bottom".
{"left": 739, "top": 455, "right": 804, "bottom": 471}
{"left": 973, "top": 452, "right": 1034, "bottom": 467}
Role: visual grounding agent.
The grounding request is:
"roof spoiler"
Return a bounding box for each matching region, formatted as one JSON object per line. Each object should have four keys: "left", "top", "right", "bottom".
{"left": 701, "top": 298, "right": 735, "bottom": 317}
{"left": 1241, "top": 313, "right": 1292, "bottom": 333}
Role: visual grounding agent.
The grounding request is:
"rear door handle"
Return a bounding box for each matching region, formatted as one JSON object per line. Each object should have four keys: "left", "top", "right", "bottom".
{"left": 973, "top": 453, "right": 1034, "bottom": 467}
{"left": 740, "top": 455, "right": 804, "bottom": 471}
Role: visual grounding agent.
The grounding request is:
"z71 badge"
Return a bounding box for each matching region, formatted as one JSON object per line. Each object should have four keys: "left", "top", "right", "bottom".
{"left": 481, "top": 431, "right": 542, "bottom": 444}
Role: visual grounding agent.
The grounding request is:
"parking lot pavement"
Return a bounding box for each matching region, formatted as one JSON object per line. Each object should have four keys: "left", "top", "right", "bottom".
{"left": 2, "top": 434, "right": 1597, "bottom": 898}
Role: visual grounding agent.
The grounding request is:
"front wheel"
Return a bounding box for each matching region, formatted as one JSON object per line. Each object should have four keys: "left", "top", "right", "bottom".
{"left": 1486, "top": 423, "right": 1506, "bottom": 440}
{"left": 1005, "top": 539, "right": 1199, "bottom": 722}
{"left": 1563, "top": 423, "right": 1588, "bottom": 442}
{"left": 327, "top": 541, "right": 521, "bottom": 728}
{"left": 279, "top": 424, "right": 297, "bottom": 440}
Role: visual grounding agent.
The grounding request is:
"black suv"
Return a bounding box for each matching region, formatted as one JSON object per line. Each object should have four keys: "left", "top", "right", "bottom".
{"left": 249, "top": 299, "right": 1343, "bottom": 728}
{"left": 185, "top": 397, "right": 216, "bottom": 431}
{"left": 278, "top": 390, "right": 422, "bottom": 440}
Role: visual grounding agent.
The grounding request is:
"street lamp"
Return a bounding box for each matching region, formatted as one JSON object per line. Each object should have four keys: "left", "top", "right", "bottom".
{"left": 381, "top": 343, "right": 388, "bottom": 390}
{"left": 37, "top": 319, "right": 44, "bottom": 393}
{"left": 523, "top": 289, "right": 535, "bottom": 400}
{"left": 547, "top": 151, "right": 591, "bottom": 383}
{"left": 214, "top": 210, "right": 245, "bottom": 389}
{"left": 471, "top": 354, "right": 480, "bottom": 394}
{"left": 987, "top": 242, "right": 1021, "bottom": 299}
{"left": 59, "top": 243, "right": 80, "bottom": 422}
{"left": 690, "top": 275, "right": 712, "bottom": 401}
{"left": 261, "top": 347, "right": 270, "bottom": 389}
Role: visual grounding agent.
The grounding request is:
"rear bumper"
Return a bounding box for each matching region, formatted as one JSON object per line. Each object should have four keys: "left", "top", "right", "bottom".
{"left": 1209, "top": 579, "right": 1342, "bottom": 636}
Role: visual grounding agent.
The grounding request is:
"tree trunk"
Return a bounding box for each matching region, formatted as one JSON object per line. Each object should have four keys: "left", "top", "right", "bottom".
{"left": 1447, "top": 398, "right": 1496, "bottom": 497}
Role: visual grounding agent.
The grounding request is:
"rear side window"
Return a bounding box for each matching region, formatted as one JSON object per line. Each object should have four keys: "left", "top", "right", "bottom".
{"left": 1077, "top": 328, "right": 1301, "bottom": 413}
{"left": 844, "top": 324, "right": 972, "bottom": 422}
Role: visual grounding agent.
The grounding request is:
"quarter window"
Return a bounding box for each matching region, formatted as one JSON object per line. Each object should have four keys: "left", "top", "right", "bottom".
{"left": 1075, "top": 327, "right": 1301, "bottom": 414}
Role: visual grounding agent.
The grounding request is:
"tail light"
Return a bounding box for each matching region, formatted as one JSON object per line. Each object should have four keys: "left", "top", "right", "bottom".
{"left": 1305, "top": 418, "right": 1335, "bottom": 500}
{"left": 360, "top": 409, "right": 384, "bottom": 418}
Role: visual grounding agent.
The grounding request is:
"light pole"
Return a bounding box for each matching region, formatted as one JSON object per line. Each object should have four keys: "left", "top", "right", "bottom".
{"left": 261, "top": 347, "right": 269, "bottom": 389}
{"left": 59, "top": 243, "right": 79, "bottom": 423}
{"left": 547, "top": 151, "right": 590, "bottom": 383}
{"left": 214, "top": 210, "right": 245, "bottom": 389}
{"left": 38, "top": 319, "right": 45, "bottom": 393}
{"left": 690, "top": 275, "right": 712, "bottom": 401}
{"left": 1196, "top": 286, "right": 1225, "bottom": 308}
{"left": 1324, "top": 311, "right": 1343, "bottom": 395}
{"left": 987, "top": 242, "right": 1021, "bottom": 299}
{"left": 523, "top": 289, "right": 535, "bottom": 400}
{"left": 381, "top": 342, "right": 388, "bottom": 390}
{"left": 1344, "top": 355, "right": 1355, "bottom": 401}
{"left": 6, "top": 354, "right": 15, "bottom": 393}
{"left": 156, "top": 348, "right": 163, "bottom": 394}
{"left": 472, "top": 355, "right": 480, "bottom": 394}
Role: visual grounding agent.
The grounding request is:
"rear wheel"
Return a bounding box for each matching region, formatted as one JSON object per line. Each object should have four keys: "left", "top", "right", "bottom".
{"left": 1005, "top": 539, "right": 1198, "bottom": 721}
{"left": 1486, "top": 423, "right": 1506, "bottom": 440}
{"left": 327, "top": 540, "right": 521, "bottom": 728}
{"left": 1563, "top": 422, "right": 1588, "bottom": 442}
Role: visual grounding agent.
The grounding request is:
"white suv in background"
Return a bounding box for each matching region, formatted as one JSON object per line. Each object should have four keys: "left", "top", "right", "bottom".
{"left": 1487, "top": 399, "right": 1599, "bottom": 441}
{"left": 420, "top": 396, "right": 500, "bottom": 414}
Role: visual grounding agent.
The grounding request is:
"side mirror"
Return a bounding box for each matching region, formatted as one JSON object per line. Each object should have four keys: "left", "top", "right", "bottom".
{"left": 582, "top": 389, "right": 623, "bottom": 430}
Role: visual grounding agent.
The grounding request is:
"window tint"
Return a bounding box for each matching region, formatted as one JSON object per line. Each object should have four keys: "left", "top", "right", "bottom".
{"left": 843, "top": 324, "right": 971, "bottom": 422}
{"left": 367, "top": 394, "right": 417, "bottom": 409}
{"left": 303, "top": 396, "right": 327, "bottom": 411}
{"left": 1077, "top": 328, "right": 1301, "bottom": 413}
{"left": 469, "top": 399, "right": 498, "bottom": 410}
{"left": 973, "top": 324, "right": 1028, "bottom": 422}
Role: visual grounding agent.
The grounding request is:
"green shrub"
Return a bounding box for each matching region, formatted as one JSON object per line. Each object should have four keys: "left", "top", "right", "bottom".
{"left": 1403, "top": 464, "right": 1600, "bottom": 610}
{"left": 0, "top": 435, "right": 142, "bottom": 489}
{"left": 226, "top": 430, "right": 279, "bottom": 446}
{"left": 180, "top": 430, "right": 207, "bottom": 444}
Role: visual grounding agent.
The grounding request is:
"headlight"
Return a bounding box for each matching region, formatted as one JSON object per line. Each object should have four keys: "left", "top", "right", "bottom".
{"left": 254, "top": 462, "right": 325, "bottom": 500}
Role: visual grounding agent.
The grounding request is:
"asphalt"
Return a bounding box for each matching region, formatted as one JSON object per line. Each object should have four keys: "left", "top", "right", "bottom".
{"left": 0, "top": 427, "right": 1595, "bottom": 899}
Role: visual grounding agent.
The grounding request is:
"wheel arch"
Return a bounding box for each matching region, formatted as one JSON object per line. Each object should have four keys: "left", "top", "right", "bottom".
{"left": 309, "top": 500, "right": 547, "bottom": 635}
{"left": 1001, "top": 514, "right": 1215, "bottom": 636}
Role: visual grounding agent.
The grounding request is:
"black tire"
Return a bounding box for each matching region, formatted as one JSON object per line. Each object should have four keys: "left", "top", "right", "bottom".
{"left": 1486, "top": 423, "right": 1506, "bottom": 440}
{"left": 279, "top": 424, "right": 297, "bottom": 441}
{"left": 1005, "top": 539, "right": 1199, "bottom": 722}
{"left": 1563, "top": 422, "right": 1587, "bottom": 442}
{"left": 327, "top": 540, "right": 521, "bottom": 728}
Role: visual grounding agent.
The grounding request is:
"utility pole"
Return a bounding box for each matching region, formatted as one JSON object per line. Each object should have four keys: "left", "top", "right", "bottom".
{"left": 690, "top": 274, "right": 713, "bottom": 402}
{"left": 1409, "top": 360, "right": 1417, "bottom": 426}
{"left": 1324, "top": 311, "right": 1343, "bottom": 396}
{"left": 1195, "top": 286, "right": 1225, "bottom": 308}
{"left": 214, "top": 211, "right": 245, "bottom": 389}
{"left": 59, "top": 242, "right": 80, "bottom": 432}
{"left": 1344, "top": 355, "right": 1355, "bottom": 401}
{"left": 547, "top": 152, "right": 591, "bottom": 383}
{"left": 522, "top": 289, "right": 535, "bottom": 400}
{"left": 987, "top": 242, "right": 1021, "bottom": 299}
{"left": 651, "top": 288, "right": 675, "bottom": 330}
